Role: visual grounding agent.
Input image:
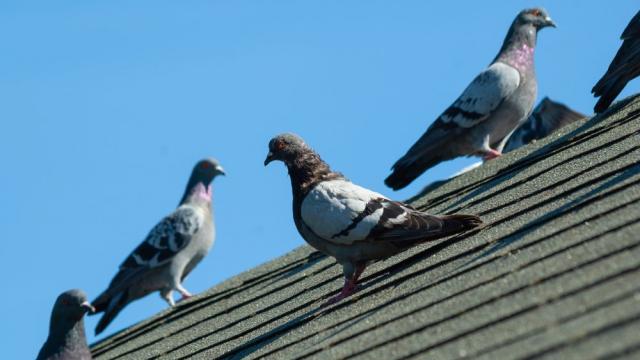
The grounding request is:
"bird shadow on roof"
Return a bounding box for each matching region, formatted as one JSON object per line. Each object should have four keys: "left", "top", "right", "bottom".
{"left": 253, "top": 252, "right": 327, "bottom": 292}
{"left": 222, "top": 227, "right": 485, "bottom": 358}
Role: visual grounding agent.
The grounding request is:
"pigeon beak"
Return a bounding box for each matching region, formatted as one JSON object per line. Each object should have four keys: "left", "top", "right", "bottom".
{"left": 80, "top": 301, "right": 96, "bottom": 313}
{"left": 544, "top": 17, "right": 556, "bottom": 28}
{"left": 264, "top": 152, "right": 274, "bottom": 166}
{"left": 215, "top": 165, "right": 226, "bottom": 176}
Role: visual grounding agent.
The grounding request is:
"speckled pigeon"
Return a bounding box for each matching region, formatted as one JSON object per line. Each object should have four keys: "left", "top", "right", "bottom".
{"left": 265, "top": 133, "right": 482, "bottom": 303}
{"left": 37, "top": 289, "right": 94, "bottom": 360}
{"left": 503, "top": 97, "right": 586, "bottom": 152}
{"left": 592, "top": 11, "right": 640, "bottom": 113}
{"left": 90, "top": 158, "right": 225, "bottom": 335}
{"left": 385, "top": 8, "right": 556, "bottom": 190}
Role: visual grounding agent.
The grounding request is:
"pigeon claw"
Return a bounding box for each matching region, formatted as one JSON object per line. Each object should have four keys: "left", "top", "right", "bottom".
{"left": 322, "top": 278, "right": 359, "bottom": 307}
{"left": 483, "top": 149, "right": 502, "bottom": 161}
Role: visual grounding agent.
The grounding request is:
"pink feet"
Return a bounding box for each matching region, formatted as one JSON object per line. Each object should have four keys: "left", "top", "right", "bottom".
{"left": 323, "top": 264, "right": 366, "bottom": 307}
{"left": 324, "top": 279, "right": 358, "bottom": 306}
{"left": 483, "top": 149, "right": 502, "bottom": 161}
{"left": 176, "top": 286, "right": 193, "bottom": 303}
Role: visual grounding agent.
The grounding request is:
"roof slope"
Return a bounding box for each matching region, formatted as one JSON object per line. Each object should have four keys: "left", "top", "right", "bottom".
{"left": 91, "top": 94, "right": 640, "bottom": 360}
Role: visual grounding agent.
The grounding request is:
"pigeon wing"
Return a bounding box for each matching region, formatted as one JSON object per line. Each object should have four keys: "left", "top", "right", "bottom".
{"left": 106, "top": 206, "right": 204, "bottom": 294}
{"left": 301, "top": 180, "right": 480, "bottom": 245}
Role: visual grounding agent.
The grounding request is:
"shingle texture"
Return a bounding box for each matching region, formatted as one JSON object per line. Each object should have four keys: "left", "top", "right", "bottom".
{"left": 91, "top": 94, "right": 640, "bottom": 360}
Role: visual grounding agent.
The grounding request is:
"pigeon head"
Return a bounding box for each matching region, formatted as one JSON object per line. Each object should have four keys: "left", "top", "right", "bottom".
{"left": 516, "top": 8, "right": 556, "bottom": 30}
{"left": 192, "top": 158, "right": 226, "bottom": 183}
{"left": 180, "top": 158, "right": 225, "bottom": 205}
{"left": 51, "top": 289, "right": 94, "bottom": 325}
{"left": 264, "top": 133, "right": 309, "bottom": 166}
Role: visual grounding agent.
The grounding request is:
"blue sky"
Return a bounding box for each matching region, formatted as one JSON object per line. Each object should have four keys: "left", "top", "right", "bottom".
{"left": 0, "top": 1, "right": 636, "bottom": 358}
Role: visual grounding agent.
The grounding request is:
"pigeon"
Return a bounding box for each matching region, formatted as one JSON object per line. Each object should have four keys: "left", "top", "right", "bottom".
{"left": 264, "top": 133, "right": 482, "bottom": 303}
{"left": 89, "top": 158, "right": 225, "bottom": 335}
{"left": 503, "top": 97, "right": 586, "bottom": 152}
{"left": 37, "top": 289, "right": 95, "bottom": 360}
{"left": 592, "top": 11, "right": 640, "bottom": 113}
{"left": 385, "top": 8, "right": 556, "bottom": 190}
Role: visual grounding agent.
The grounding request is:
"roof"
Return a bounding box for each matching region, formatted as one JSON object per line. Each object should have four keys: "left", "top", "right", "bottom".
{"left": 91, "top": 94, "right": 640, "bottom": 360}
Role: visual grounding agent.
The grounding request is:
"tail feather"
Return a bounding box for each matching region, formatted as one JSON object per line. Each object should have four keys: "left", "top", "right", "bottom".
{"left": 92, "top": 291, "right": 129, "bottom": 335}
{"left": 385, "top": 154, "right": 445, "bottom": 190}
{"left": 593, "top": 76, "right": 627, "bottom": 113}
{"left": 440, "top": 214, "right": 483, "bottom": 235}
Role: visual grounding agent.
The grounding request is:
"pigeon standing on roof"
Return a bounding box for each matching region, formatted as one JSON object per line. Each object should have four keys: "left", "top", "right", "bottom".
{"left": 503, "top": 97, "right": 586, "bottom": 152}
{"left": 89, "top": 159, "right": 225, "bottom": 335}
{"left": 592, "top": 11, "right": 640, "bottom": 113}
{"left": 265, "top": 133, "right": 482, "bottom": 303}
{"left": 385, "top": 8, "right": 556, "bottom": 190}
{"left": 37, "top": 289, "right": 95, "bottom": 360}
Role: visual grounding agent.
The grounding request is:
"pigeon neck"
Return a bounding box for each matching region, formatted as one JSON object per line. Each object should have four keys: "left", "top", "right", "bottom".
{"left": 45, "top": 317, "right": 88, "bottom": 356}
{"left": 495, "top": 23, "right": 537, "bottom": 72}
{"left": 286, "top": 151, "right": 341, "bottom": 200}
{"left": 180, "top": 181, "right": 212, "bottom": 206}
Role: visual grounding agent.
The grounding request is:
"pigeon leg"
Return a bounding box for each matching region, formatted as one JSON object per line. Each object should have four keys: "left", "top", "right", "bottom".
{"left": 160, "top": 288, "right": 175, "bottom": 307}
{"left": 176, "top": 284, "right": 193, "bottom": 302}
{"left": 482, "top": 148, "right": 502, "bottom": 161}
{"left": 324, "top": 263, "right": 367, "bottom": 305}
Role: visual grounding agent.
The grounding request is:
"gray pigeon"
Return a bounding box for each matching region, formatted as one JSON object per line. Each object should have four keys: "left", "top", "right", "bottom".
{"left": 90, "top": 158, "right": 225, "bottom": 335}
{"left": 265, "top": 133, "right": 482, "bottom": 303}
{"left": 37, "top": 289, "right": 94, "bottom": 360}
{"left": 385, "top": 8, "right": 556, "bottom": 190}
{"left": 592, "top": 11, "right": 640, "bottom": 113}
{"left": 503, "top": 97, "right": 586, "bottom": 152}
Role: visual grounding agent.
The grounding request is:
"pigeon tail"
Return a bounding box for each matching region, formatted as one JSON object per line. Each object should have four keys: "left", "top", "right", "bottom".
{"left": 440, "top": 214, "right": 484, "bottom": 235}
{"left": 385, "top": 153, "right": 446, "bottom": 191}
{"left": 91, "top": 291, "right": 128, "bottom": 335}
{"left": 593, "top": 76, "right": 628, "bottom": 113}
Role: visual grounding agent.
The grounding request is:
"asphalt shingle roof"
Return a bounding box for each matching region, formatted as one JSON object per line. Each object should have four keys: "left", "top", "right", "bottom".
{"left": 91, "top": 94, "right": 640, "bottom": 360}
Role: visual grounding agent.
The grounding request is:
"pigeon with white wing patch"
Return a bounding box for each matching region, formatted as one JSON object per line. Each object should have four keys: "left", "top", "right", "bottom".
{"left": 89, "top": 158, "right": 225, "bottom": 335}
{"left": 385, "top": 8, "right": 556, "bottom": 190}
{"left": 265, "top": 133, "right": 482, "bottom": 304}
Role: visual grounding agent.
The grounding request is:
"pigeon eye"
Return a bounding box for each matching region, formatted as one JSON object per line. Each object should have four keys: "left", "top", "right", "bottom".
{"left": 200, "top": 162, "right": 211, "bottom": 169}
{"left": 531, "top": 10, "right": 541, "bottom": 17}
{"left": 276, "top": 141, "right": 286, "bottom": 151}
{"left": 61, "top": 299, "right": 70, "bottom": 306}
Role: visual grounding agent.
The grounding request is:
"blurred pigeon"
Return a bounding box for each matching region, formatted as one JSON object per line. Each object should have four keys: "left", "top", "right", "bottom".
{"left": 385, "top": 8, "right": 556, "bottom": 190}
{"left": 592, "top": 11, "right": 640, "bottom": 113}
{"left": 265, "top": 133, "right": 482, "bottom": 303}
{"left": 37, "top": 289, "right": 94, "bottom": 360}
{"left": 90, "top": 159, "right": 225, "bottom": 335}
{"left": 503, "top": 97, "right": 586, "bottom": 152}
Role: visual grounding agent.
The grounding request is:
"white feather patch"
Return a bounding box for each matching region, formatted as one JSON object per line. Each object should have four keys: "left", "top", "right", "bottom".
{"left": 301, "top": 180, "right": 388, "bottom": 244}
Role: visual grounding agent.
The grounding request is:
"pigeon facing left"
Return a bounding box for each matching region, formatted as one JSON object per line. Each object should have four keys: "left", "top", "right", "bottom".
{"left": 265, "top": 133, "right": 482, "bottom": 303}
{"left": 592, "top": 11, "right": 640, "bottom": 113}
{"left": 385, "top": 8, "right": 556, "bottom": 190}
{"left": 90, "top": 158, "right": 225, "bottom": 335}
{"left": 37, "top": 289, "right": 94, "bottom": 360}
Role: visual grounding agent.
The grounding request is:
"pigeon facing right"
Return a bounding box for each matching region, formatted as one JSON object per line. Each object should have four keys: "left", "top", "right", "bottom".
{"left": 90, "top": 158, "right": 225, "bottom": 335}
{"left": 592, "top": 11, "right": 640, "bottom": 113}
{"left": 37, "top": 289, "right": 94, "bottom": 360}
{"left": 385, "top": 8, "right": 556, "bottom": 190}
{"left": 503, "top": 97, "right": 586, "bottom": 152}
